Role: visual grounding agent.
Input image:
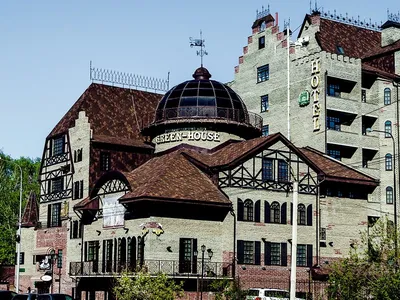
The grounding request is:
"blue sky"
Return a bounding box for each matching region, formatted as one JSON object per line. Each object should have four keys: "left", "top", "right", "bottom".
{"left": 0, "top": 0, "right": 397, "bottom": 159}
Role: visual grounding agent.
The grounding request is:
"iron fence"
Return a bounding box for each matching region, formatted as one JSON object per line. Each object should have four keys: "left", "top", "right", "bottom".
{"left": 140, "top": 106, "right": 263, "bottom": 131}
{"left": 69, "top": 259, "right": 232, "bottom": 279}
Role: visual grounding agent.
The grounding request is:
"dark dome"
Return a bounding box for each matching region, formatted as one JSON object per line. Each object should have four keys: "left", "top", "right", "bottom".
{"left": 154, "top": 67, "right": 249, "bottom": 123}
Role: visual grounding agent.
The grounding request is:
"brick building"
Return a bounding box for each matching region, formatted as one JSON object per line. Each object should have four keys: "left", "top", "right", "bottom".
{"left": 16, "top": 6, "right": 400, "bottom": 300}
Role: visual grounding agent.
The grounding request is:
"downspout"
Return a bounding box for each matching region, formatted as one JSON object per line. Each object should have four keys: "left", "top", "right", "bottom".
{"left": 395, "top": 81, "right": 399, "bottom": 233}
{"left": 324, "top": 70, "right": 328, "bottom": 154}
{"left": 230, "top": 209, "right": 236, "bottom": 280}
{"left": 316, "top": 175, "right": 326, "bottom": 265}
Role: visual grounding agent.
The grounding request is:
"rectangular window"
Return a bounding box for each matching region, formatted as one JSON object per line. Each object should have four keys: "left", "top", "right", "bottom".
{"left": 328, "top": 84, "right": 341, "bottom": 97}
{"left": 47, "top": 203, "right": 61, "bottom": 228}
{"left": 243, "top": 241, "right": 254, "bottom": 264}
{"left": 327, "top": 149, "right": 341, "bottom": 161}
{"left": 361, "top": 89, "right": 366, "bottom": 103}
{"left": 70, "top": 220, "right": 82, "bottom": 239}
{"left": 261, "top": 95, "right": 269, "bottom": 112}
{"left": 74, "top": 149, "right": 83, "bottom": 163}
{"left": 270, "top": 243, "right": 281, "bottom": 265}
{"left": 258, "top": 36, "right": 265, "bottom": 49}
{"left": 52, "top": 136, "right": 65, "bottom": 156}
{"left": 327, "top": 116, "right": 341, "bottom": 131}
{"left": 73, "top": 180, "right": 84, "bottom": 200}
{"left": 16, "top": 252, "right": 25, "bottom": 265}
{"left": 100, "top": 152, "right": 111, "bottom": 171}
{"left": 257, "top": 65, "right": 269, "bottom": 83}
{"left": 86, "top": 241, "right": 99, "bottom": 261}
{"left": 297, "top": 244, "right": 307, "bottom": 266}
{"left": 262, "top": 158, "right": 273, "bottom": 181}
{"left": 278, "top": 160, "right": 288, "bottom": 182}
{"left": 320, "top": 228, "right": 326, "bottom": 241}
{"left": 262, "top": 125, "right": 269, "bottom": 137}
{"left": 51, "top": 177, "right": 64, "bottom": 194}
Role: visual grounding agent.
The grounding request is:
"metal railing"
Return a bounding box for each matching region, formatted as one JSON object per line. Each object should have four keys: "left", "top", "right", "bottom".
{"left": 70, "top": 259, "right": 232, "bottom": 278}
{"left": 140, "top": 106, "right": 263, "bottom": 131}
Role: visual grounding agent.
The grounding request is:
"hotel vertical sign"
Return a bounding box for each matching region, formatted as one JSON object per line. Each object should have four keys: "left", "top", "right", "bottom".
{"left": 311, "top": 59, "right": 321, "bottom": 131}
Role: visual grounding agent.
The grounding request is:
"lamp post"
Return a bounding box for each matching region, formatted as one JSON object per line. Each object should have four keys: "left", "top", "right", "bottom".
{"left": 200, "top": 245, "right": 213, "bottom": 300}
{"left": 367, "top": 128, "right": 397, "bottom": 261}
{"left": 0, "top": 157, "right": 23, "bottom": 293}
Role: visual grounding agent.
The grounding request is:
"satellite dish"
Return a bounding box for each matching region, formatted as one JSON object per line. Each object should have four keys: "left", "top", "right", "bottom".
{"left": 41, "top": 274, "right": 52, "bottom": 282}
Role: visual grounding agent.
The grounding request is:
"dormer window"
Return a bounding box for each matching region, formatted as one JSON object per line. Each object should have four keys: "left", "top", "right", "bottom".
{"left": 336, "top": 45, "right": 345, "bottom": 55}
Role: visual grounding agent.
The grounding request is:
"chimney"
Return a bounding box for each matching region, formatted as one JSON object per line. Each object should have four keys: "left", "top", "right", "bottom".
{"left": 381, "top": 20, "right": 400, "bottom": 47}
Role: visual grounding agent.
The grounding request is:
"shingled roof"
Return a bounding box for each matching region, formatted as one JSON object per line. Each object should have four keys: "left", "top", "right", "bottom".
{"left": 315, "top": 17, "right": 381, "bottom": 59}
{"left": 120, "top": 151, "right": 230, "bottom": 206}
{"left": 48, "top": 83, "right": 162, "bottom": 146}
{"left": 298, "top": 147, "right": 378, "bottom": 186}
{"left": 75, "top": 133, "right": 378, "bottom": 211}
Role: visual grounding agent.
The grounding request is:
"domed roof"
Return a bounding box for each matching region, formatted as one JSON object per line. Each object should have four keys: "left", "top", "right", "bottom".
{"left": 154, "top": 67, "right": 248, "bottom": 123}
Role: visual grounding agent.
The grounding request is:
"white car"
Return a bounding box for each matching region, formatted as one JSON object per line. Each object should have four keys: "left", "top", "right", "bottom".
{"left": 246, "top": 288, "right": 305, "bottom": 300}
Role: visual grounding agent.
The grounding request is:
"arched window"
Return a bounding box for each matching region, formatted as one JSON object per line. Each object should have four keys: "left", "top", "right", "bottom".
{"left": 385, "top": 121, "right": 392, "bottom": 137}
{"left": 386, "top": 154, "right": 393, "bottom": 171}
{"left": 270, "top": 202, "right": 280, "bottom": 223}
{"left": 384, "top": 88, "right": 391, "bottom": 105}
{"left": 298, "top": 204, "right": 306, "bottom": 225}
{"left": 386, "top": 187, "right": 394, "bottom": 204}
{"left": 243, "top": 199, "right": 254, "bottom": 221}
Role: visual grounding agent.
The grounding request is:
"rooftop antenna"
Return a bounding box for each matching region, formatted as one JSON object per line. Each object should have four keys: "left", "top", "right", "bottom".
{"left": 189, "top": 30, "right": 208, "bottom": 67}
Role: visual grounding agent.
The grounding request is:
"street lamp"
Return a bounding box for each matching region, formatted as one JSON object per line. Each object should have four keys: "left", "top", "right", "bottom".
{"left": 0, "top": 157, "right": 23, "bottom": 293}
{"left": 367, "top": 128, "right": 397, "bottom": 261}
{"left": 200, "top": 245, "right": 213, "bottom": 300}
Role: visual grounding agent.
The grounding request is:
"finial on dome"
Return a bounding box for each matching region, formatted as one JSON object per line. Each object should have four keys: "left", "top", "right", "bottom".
{"left": 192, "top": 67, "right": 212, "bottom": 80}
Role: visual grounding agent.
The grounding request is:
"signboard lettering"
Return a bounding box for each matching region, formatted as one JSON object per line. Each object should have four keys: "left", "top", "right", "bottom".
{"left": 311, "top": 59, "right": 321, "bottom": 131}
{"left": 155, "top": 131, "right": 220, "bottom": 145}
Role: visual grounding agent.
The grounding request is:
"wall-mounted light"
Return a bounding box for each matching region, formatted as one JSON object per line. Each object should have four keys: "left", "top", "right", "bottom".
{"left": 328, "top": 242, "right": 333, "bottom": 247}
{"left": 167, "top": 246, "right": 172, "bottom": 253}
{"left": 96, "top": 230, "right": 101, "bottom": 236}
{"left": 123, "top": 227, "right": 129, "bottom": 234}
{"left": 241, "top": 266, "right": 246, "bottom": 270}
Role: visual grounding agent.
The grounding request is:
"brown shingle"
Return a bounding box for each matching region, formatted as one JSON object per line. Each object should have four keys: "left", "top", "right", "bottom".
{"left": 299, "top": 147, "right": 378, "bottom": 186}
{"left": 317, "top": 17, "right": 381, "bottom": 58}
{"left": 49, "top": 83, "right": 162, "bottom": 143}
{"left": 120, "top": 151, "right": 230, "bottom": 205}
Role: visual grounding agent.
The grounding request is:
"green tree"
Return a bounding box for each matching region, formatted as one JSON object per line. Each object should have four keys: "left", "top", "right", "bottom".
{"left": 113, "top": 271, "right": 184, "bottom": 300}
{"left": 327, "top": 217, "right": 400, "bottom": 299}
{"left": 209, "top": 277, "right": 248, "bottom": 300}
{"left": 0, "top": 152, "right": 40, "bottom": 265}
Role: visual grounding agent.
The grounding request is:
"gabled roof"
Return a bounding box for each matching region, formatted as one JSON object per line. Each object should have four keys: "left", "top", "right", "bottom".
{"left": 298, "top": 147, "right": 378, "bottom": 186}
{"left": 316, "top": 17, "right": 381, "bottom": 58}
{"left": 76, "top": 133, "right": 378, "bottom": 211}
{"left": 22, "top": 191, "right": 39, "bottom": 228}
{"left": 120, "top": 151, "right": 230, "bottom": 206}
{"left": 299, "top": 14, "right": 381, "bottom": 59}
{"left": 48, "top": 83, "right": 162, "bottom": 145}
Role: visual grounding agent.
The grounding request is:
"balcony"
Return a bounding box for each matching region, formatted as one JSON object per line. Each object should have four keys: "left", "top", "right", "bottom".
{"left": 69, "top": 259, "right": 233, "bottom": 279}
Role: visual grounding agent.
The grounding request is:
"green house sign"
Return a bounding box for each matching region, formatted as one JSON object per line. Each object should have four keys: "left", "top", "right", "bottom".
{"left": 299, "top": 91, "right": 310, "bottom": 107}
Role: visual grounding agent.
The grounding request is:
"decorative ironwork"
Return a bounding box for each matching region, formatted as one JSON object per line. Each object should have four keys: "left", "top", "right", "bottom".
{"left": 388, "top": 10, "right": 400, "bottom": 23}
{"left": 320, "top": 9, "right": 381, "bottom": 31}
{"left": 69, "top": 259, "right": 232, "bottom": 278}
{"left": 89, "top": 61, "right": 169, "bottom": 92}
{"left": 256, "top": 5, "right": 270, "bottom": 20}
{"left": 97, "top": 179, "right": 129, "bottom": 196}
{"left": 145, "top": 106, "right": 262, "bottom": 131}
{"left": 189, "top": 31, "right": 208, "bottom": 67}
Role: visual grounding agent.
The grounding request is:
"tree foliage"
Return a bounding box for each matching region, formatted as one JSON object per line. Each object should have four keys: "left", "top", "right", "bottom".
{"left": 327, "top": 217, "right": 400, "bottom": 299}
{"left": 0, "top": 152, "right": 40, "bottom": 265}
{"left": 113, "top": 271, "right": 184, "bottom": 300}
{"left": 209, "top": 277, "right": 248, "bottom": 300}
